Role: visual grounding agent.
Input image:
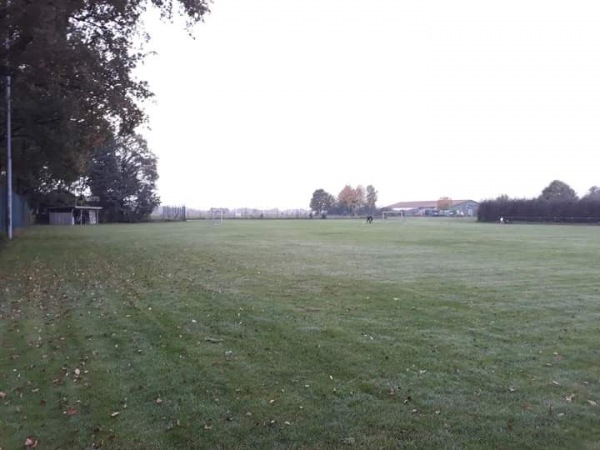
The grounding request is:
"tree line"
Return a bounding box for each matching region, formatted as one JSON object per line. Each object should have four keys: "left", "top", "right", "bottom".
{"left": 478, "top": 180, "right": 600, "bottom": 223}
{"left": 0, "top": 1, "right": 209, "bottom": 222}
{"left": 310, "top": 185, "right": 378, "bottom": 218}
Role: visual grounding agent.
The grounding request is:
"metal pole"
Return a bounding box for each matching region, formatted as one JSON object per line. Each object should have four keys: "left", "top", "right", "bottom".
{"left": 4, "top": 0, "right": 12, "bottom": 239}
{"left": 5, "top": 74, "right": 12, "bottom": 239}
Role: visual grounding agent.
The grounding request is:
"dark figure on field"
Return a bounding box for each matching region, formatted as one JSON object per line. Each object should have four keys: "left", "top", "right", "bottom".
{"left": 366, "top": 215, "right": 373, "bottom": 224}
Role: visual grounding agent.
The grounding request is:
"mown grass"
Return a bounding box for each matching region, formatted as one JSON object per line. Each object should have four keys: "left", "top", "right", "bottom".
{"left": 1, "top": 218, "right": 599, "bottom": 449}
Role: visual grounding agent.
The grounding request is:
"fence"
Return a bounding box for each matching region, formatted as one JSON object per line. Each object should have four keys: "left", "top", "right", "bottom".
{"left": 185, "top": 208, "right": 312, "bottom": 220}
{"left": 0, "top": 184, "right": 31, "bottom": 235}
{"left": 151, "top": 205, "right": 187, "bottom": 221}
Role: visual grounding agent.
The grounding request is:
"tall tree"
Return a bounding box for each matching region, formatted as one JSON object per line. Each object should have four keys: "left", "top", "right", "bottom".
{"left": 88, "top": 133, "right": 160, "bottom": 222}
{"left": 437, "top": 196, "right": 452, "bottom": 210}
{"left": 584, "top": 186, "right": 600, "bottom": 199}
{"left": 309, "top": 189, "right": 335, "bottom": 217}
{"left": 337, "top": 185, "right": 365, "bottom": 216}
{"left": 539, "top": 180, "right": 578, "bottom": 201}
{"left": 366, "top": 185, "right": 378, "bottom": 212}
{"left": 337, "top": 185, "right": 355, "bottom": 214}
{"left": 354, "top": 185, "right": 366, "bottom": 212}
{"left": 0, "top": 0, "right": 209, "bottom": 195}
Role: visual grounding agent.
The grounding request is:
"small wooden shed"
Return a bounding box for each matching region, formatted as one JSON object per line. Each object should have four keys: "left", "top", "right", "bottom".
{"left": 48, "top": 206, "right": 102, "bottom": 225}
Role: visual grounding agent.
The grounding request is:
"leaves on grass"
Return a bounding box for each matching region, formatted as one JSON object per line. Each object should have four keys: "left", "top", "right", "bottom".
{"left": 110, "top": 411, "right": 120, "bottom": 417}
{"left": 65, "top": 407, "right": 78, "bottom": 415}
{"left": 587, "top": 400, "right": 597, "bottom": 406}
{"left": 25, "top": 436, "right": 39, "bottom": 448}
{"left": 155, "top": 398, "right": 163, "bottom": 404}
{"left": 0, "top": 391, "right": 6, "bottom": 399}
{"left": 565, "top": 393, "right": 575, "bottom": 403}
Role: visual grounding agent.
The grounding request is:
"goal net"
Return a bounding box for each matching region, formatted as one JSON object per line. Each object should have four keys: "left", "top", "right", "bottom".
{"left": 210, "top": 209, "right": 225, "bottom": 225}
{"left": 382, "top": 210, "right": 407, "bottom": 222}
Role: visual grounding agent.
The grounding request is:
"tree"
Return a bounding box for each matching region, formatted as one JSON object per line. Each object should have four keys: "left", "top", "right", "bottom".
{"left": 584, "top": 186, "right": 600, "bottom": 199}
{"left": 87, "top": 133, "right": 160, "bottom": 222}
{"left": 0, "top": 0, "right": 210, "bottom": 195}
{"left": 437, "top": 196, "right": 452, "bottom": 210}
{"left": 539, "top": 180, "right": 578, "bottom": 201}
{"left": 354, "top": 185, "right": 366, "bottom": 212}
{"left": 366, "top": 185, "right": 378, "bottom": 213}
{"left": 337, "top": 185, "right": 354, "bottom": 215}
{"left": 309, "top": 189, "right": 335, "bottom": 217}
{"left": 337, "top": 185, "right": 366, "bottom": 216}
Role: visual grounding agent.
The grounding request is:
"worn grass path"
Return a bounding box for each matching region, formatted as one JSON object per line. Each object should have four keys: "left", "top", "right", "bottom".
{"left": 1, "top": 219, "right": 599, "bottom": 449}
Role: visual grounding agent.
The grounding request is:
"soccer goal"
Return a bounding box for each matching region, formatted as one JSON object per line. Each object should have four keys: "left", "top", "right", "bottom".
{"left": 210, "top": 209, "right": 225, "bottom": 225}
{"left": 382, "top": 210, "right": 407, "bottom": 222}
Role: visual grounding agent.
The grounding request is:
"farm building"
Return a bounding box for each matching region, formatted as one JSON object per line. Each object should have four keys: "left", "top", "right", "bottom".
{"left": 47, "top": 206, "right": 102, "bottom": 225}
{"left": 383, "top": 199, "right": 479, "bottom": 217}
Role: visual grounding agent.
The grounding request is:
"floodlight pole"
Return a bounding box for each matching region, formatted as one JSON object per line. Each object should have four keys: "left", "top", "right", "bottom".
{"left": 4, "top": 0, "right": 12, "bottom": 240}
{"left": 5, "top": 72, "right": 12, "bottom": 240}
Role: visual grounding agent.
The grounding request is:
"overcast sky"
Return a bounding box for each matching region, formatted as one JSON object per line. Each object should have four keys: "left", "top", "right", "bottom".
{"left": 136, "top": 0, "right": 600, "bottom": 210}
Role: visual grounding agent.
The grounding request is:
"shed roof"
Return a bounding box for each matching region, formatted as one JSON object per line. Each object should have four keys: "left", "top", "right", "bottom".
{"left": 47, "top": 206, "right": 103, "bottom": 211}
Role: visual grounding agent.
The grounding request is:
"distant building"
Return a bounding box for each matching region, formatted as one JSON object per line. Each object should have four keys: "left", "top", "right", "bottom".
{"left": 383, "top": 200, "right": 479, "bottom": 217}
{"left": 47, "top": 206, "right": 102, "bottom": 225}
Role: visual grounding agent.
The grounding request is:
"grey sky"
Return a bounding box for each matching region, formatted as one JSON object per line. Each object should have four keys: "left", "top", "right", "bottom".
{"left": 137, "top": 0, "right": 600, "bottom": 209}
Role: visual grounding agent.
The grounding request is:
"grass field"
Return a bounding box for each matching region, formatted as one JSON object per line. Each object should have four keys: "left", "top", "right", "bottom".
{"left": 1, "top": 218, "right": 599, "bottom": 449}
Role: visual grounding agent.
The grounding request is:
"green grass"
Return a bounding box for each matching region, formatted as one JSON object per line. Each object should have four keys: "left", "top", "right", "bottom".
{"left": 1, "top": 218, "right": 599, "bottom": 449}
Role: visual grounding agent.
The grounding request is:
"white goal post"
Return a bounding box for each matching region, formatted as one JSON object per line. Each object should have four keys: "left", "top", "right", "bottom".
{"left": 210, "top": 209, "right": 224, "bottom": 225}
{"left": 382, "top": 210, "right": 406, "bottom": 221}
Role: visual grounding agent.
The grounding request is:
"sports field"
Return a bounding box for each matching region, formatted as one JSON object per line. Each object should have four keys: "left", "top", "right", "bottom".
{"left": 1, "top": 219, "right": 599, "bottom": 449}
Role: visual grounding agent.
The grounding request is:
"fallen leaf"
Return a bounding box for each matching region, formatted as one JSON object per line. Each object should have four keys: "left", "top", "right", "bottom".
{"left": 269, "top": 399, "right": 276, "bottom": 404}
{"left": 551, "top": 381, "right": 560, "bottom": 386}
{"left": 0, "top": 391, "right": 6, "bottom": 398}
{"left": 587, "top": 400, "right": 597, "bottom": 406}
{"left": 110, "top": 411, "right": 120, "bottom": 417}
{"left": 155, "top": 398, "right": 163, "bottom": 404}
{"left": 565, "top": 393, "right": 575, "bottom": 403}
{"left": 284, "top": 421, "right": 291, "bottom": 426}
{"left": 509, "top": 388, "right": 517, "bottom": 393}
{"left": 203, "top": 424, "right": 212, "bottom": 430}
{"left": 25, "top": 436, "right": 39, "bottom": 448}
{"left": 74, "top": 368, "right": 81, "bottom": 376}
{"left": 66, "top": 407, "right": 78, "bottom": 415}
